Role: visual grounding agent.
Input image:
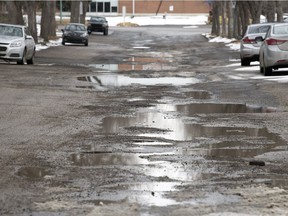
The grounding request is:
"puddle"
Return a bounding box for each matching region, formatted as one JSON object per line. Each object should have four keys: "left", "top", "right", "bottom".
{"left": 77, "top": 75, "right": 200, "bottom": 87}
{"left": 89, "top": 182, "right": 180, "bottom": 206}
{"left": 16, "top": 167, "right": 49, "bottom": 179}
{"left": 70, "top": 153, "right": 151, "bottom": 166}
{"left": 132, "top": 139, "right": 173, "bottom": 146}
{"left": 124, "top": 57, "right": 171, "bottom": 63}
{"left": 89, "top": 63, "right": 175, "bottom": 71}
{"left": 156, "top": 103, "right": 275, "bottom": 114}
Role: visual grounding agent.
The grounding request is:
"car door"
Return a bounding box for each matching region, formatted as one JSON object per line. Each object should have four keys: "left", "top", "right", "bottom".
{"left": 24, "top": 27, "right": 35, "bottom": 58}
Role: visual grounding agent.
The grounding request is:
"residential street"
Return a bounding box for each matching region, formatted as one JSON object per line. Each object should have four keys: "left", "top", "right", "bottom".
{"left": 1, "top": 25, "right": 288, "bottom": 215}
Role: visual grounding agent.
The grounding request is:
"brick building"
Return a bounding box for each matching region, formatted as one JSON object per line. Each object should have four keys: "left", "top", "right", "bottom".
{"left": 87, "top": 0, "right": 210, "bottom": 15}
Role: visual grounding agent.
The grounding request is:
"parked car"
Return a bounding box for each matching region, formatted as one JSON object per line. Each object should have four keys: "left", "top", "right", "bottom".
{"left": 61, "top": 23, "right": 89, "bottom": 46}
{"left": 258, "top": 23, "right": 288, "bottom": 76}
{"left": 87, "top": 16, "right": 109, "bottom": 36}
{"left": 0, "top": 23, "right": 35, "bottom": 65}
{"left": 240, "top": 23, "right": 273, "bottom": 66}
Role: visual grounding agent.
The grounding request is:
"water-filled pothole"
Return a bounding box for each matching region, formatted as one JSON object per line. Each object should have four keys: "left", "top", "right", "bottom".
{"left": 77, "top": 75, "right": 200, "bottom": 87}
{"left": 16, "top": 167, "right": 50, "bottom": 179}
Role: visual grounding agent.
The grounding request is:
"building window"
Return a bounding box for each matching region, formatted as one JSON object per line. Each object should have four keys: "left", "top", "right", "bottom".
{"left": 90, "top": 2, "right": 96, "bottom": 12}
{"left": 111, "top": 6, "right": 117, "bottom": 13}
{"left": 105, "top": 2, "right": 111, "bottom": 12}
{"left": 97, "top": 2, "right": 103, "bottom": 12}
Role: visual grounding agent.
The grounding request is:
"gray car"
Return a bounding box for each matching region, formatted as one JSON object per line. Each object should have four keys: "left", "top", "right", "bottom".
{"left": 258, "top": 23, "right": 288, "bottom": 76}
{"left": 0, "top": 23, "right": 35, "bottom": 65}
{"left": 240, "top": 23, "right": 273, "bottom": 66}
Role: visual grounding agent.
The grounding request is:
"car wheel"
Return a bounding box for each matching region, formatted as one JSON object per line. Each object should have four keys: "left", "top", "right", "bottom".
{"left": 260, "top": 66, "right": 264, "bottom": 73}
{"left": 62, "top": 39, "right": 66, "bottom": 45}
{"left": 27, "top": 49, "right": 35, "bottom": 65}
{"left": 84, "top": 41, "right": 88, "bottom": 46}
{"left": 104, "top": 29, "right": 108, "bottom": 36}
{"left": 17, "top": 49, "right": 27, "bottom": 65}
{"left": 264, "top": 66, "right": 272, "bottom": 76}
{"left": 241, "top": 58, "right": 250, "bottom": 66}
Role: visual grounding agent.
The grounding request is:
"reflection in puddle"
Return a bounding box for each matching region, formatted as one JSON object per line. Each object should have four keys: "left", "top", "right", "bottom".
{"left": 78, "top": 75, "right": 200, "bottom": 87}
{"left": 101, "top": 102, "right": 284, "bottom": 158}
{"left": 16, "top": 167, "right": 49, "bottom": 179}
{"left": 70, "top": 153, "right": 150, "bottom": 166}
{"left": 91, "top": 182, "right": 181, "bottom": 206}
{"left": 156, "top": 103, "right": 275, "bottom": 114}
{"left": 89, "top": 57, "right": 173, "bottom": 72}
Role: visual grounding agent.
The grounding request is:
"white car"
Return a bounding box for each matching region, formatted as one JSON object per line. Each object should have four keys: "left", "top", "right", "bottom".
{"left": 258, "top": 23, "right": 288, "bottom": 76}
{"left": 240, "top": 23, "right": 273, "bottom": 66}
{"left": 0, "top": 23, "right": 35, "bottom": 64}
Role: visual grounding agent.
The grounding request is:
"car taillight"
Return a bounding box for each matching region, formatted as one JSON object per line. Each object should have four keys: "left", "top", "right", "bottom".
{"left": 265, "top": 38, "right": 287, "bottom": 45}
{"left": 242, "top": 37, "right": 256, "bottom": 44}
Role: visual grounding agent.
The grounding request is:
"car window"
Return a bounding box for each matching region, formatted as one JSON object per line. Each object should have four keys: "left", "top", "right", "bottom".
{"left": 0, "top": 25, "right": 23, "bottom": 37}
{"left": 273, "top": 25, "right": 288, "bottom": 35}
{"left": 248, "top": 25, "right": 270, "bottom": 34}
{"left": 66, "top": 25, "right": 76, "bottom": 31}
{"left": 91, "top": 17, "right": 105, "bottom": 22}
{"left": 76, "top": 25, "right": 85, "bottom": 31}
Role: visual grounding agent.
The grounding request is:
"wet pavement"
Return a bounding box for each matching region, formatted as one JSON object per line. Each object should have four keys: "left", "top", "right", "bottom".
{"left": 1, "top": 25, "right": 288, "bottom": 215}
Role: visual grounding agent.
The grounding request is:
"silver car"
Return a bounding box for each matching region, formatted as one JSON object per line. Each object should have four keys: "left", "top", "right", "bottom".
{"left": 258, "top": 23, "right": 288, "bottom": 76}
{"left": 0, "top": 23, "right": 35, "bottom": 65}
{"left": 240, "top": 23, "right": 273, "bottom": 66}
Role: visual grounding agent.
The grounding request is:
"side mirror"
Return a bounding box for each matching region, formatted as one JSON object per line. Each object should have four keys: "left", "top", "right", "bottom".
{"left": 255, "top": 36, "right": 264, "bottom": 42}
{"left": 25, "top": 35, "right": 33, "bottom": 40}
{"left": 61, "top": 29, "right": 64, "bottom": 33}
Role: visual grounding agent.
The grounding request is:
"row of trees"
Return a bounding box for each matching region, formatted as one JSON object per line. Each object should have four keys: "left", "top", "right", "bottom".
{"left": 210, "top": 0, "right": 288, "bottom": 38}
{"left": 0, "top": 1, "right": 287, "bottom": 42}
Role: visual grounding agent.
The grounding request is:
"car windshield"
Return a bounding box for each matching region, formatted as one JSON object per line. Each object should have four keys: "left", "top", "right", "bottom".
{"left": 273, "top": 25, "right": 288, "bottom": 35}
{"left": 65, "top": 24, "right": 86, "bottom": 31}
{"left": 90, "top": 17, "right": 105, "bottom": 22}
{"left": 248, "top": 25, "right": 270, "bottom": 34}
{"left": 0, "top": 25, "right": 23, "bottom": 37}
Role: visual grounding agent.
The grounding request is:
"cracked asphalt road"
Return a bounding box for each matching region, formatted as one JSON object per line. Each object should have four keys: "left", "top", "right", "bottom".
{"left": 1, "top": 25, "right": 288, "bottom": 215}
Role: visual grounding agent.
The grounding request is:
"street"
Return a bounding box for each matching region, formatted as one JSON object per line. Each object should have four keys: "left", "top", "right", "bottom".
{"left": 1, "top": 25, "right": 288, "bottom": 215}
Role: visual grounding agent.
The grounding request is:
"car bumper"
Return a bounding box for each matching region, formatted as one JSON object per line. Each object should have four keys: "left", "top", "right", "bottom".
{"left": 64, "top": 36, "right": 88, "bottom": 44}
{"left": 240, "top": 44, "right": 260, "bottom": 60}
{"left": 0, "top": 45, "right": 23, "bottom": 61}
{"left": 265, "top": 46, "right": 288, "bottom": 68}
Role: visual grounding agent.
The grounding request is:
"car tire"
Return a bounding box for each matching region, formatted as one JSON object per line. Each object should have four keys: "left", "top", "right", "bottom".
{"left": 17, "top": 49, "right": 27, "bottom": 65}
{"left": 62, "top": 39, "right": 65, "bottom": 45}
{"left": 260, "top": 66, "right": 264, "bottom": 73}
{"left": 84, "top": 41, "right": 88, "bottom": 46}
{"left": 264, "top": 66, "right": 272, "bottom": 76}
{"left": 27, "top": 51, "right": 34, "bottom": 65}
{"left": 241, "top": 58, "right": 250, "bottom": 66}
{"left": 104, "top": 29, "right": 108, "bottom": 36}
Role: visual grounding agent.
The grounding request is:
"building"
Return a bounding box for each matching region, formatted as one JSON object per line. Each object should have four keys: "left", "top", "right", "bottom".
{"left": 87, "top": 0, "right": 210, "bottom": 16}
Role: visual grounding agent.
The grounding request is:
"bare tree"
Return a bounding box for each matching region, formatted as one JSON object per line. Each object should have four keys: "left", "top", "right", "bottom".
{"left": 5, "top": 1, "right": 24, "bottom": 25}
{"left": 40, "top": 1, "right": 56, "bottom": 42}
{"left": 70, "top": 1, "right": 80, "bottom": 23}
{"left": 23, "top": 1, "right": 38, "bottom": 43}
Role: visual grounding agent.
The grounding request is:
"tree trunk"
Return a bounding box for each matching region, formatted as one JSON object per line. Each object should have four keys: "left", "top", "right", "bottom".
{"left": 221, "top": 1, "right": 226, "bottom": 38}
{"left": 5, "top": 1, "right": 24, "bottom": 25}
{"left": 266, "top": 1, "right": 276, "bottom": 22}
{"left": 211, "top": 2, "right": 220, "bottom": 36}
{"left": 247, "top": 1, "right": 263, "bottom": 24}
{"left": 80, "top": 1, "right": 91, "bottom": 24}
{"left": 70, "top": 1, "right": 80, "bottom": 23}
{"left": 41, "top": 1, "right": 56, "bottom": 42}
{"left": 276, "top": 0, "right": 283, "bottom": 22}
{"left": 23, "top": 1, "right": 38, "bottom": 43}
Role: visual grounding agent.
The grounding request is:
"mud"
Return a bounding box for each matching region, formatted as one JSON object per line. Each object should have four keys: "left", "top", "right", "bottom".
{"left": 1, "top": 25, "right": 288, "bottom": 215}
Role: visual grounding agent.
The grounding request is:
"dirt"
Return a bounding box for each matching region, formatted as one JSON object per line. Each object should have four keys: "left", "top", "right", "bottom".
{"left": 1, "top": 25, "right": 288, "bottom": 215}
